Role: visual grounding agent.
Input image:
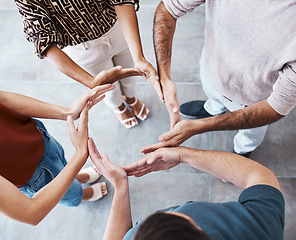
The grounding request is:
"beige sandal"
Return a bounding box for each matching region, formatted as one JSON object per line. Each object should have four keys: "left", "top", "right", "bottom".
{"left": 114, "top": 105, "right": 138, "bottom": 129}
{"left": 80, "top": 165, "right": 102, "bottom": 184}
{"left": 128, "top": 98, "right": 150, "bottom": 121}
{"left": 88, "top": 182, "right": 108, "bottom": 201}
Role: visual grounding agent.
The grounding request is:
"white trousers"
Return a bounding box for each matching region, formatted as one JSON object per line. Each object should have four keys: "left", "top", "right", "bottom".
{"left": 63, "top": 21, "right": 137, "bottom": 109}
{"left": 200, "top": 70, "right": 268, "bottom": 154}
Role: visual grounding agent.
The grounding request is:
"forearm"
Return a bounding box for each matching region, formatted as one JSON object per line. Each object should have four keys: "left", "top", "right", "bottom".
{"left": 115, "top": 5, "right": 144, "bottom": 62}
{"left": 153, "top": 1, "right": 176, "bottom": 81}
{"left": 179, "top": 147, "right": 281, "bottom": 191}
{"left": 45, "top": 44, "right": 94, "bottom": 88}
{"left": 0, "top": 150, "right": 87, "bottom": 225}
{"left": 103, "top": 182, "right": 132, "bottom": 240}
{"left": 192, "top": 100, "right": 284, "bottom": 134}
{"left": 0, "top": 90, "right": 71, "bottom": 119}
{"left": 29, "top": 150, "right": 87, "bottom": 224}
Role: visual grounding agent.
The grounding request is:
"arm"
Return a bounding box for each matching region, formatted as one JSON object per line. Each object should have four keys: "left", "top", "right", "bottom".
{"left": 125, "top": 146, "right": 281, "bottom": 192}
{"left": 0, "top": 84, "right": 114, "bottom": 120}
{"left": 153, "top": 1, "right": 180, "bottom": 128}
{"left": 141, "top": 99, "right": 283, "bottom": 153}
{"left": 46, "top": 45, "right": 142, "bottom": 88}
{"left": 88, "top": 138, "right": 132, "bottom": 240}
{"left": 0, "top": 106, "right": 89, "bottom": 225}
{"left": 45, "top": 44, "right": 94, "bottom": 88}
{"left": 115, "top": 4, "right": 164, "bottom": 101}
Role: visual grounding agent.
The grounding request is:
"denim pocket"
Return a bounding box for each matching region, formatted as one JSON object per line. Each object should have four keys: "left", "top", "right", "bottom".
{"left": 33, "top": 166, "right": 54, "bottom": 191}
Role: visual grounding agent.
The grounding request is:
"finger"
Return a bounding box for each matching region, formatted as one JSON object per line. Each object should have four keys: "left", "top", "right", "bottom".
{"left": 91, "top": 84, "right": 114, "bottom": 97}
{"left": 126, "top": 167, "right": 151, "bottom": 176}
{"left": 88, "top": 95, "right": 105, "bottom": 109}
{"left": 122, "top": 68, "right": 142, "bottom": 76}
{"left": 169, "top": 112, "right": 181, "bottom": 129}
{"left": 123, "top": 155, "right": 149, "bottom": 171}
{"left": 88, "top": 138, "right": 102, "bottom": 161}
{"left": 134, "top": 170, "right": 152, "bottom": 177}
{"left": 77, "top": 105, "right": 89, "bottom": 131}
{"left": 150, "top": 76, "right": 164, "bottom": 102}
{"left": 158, "top": 129, "right": 177, "bottom": 142}
{"left": 67, "top": 115, "right": 76, "bottom": 135}
{"left": 140, "top": 142, "right": 166, "bottom": 154}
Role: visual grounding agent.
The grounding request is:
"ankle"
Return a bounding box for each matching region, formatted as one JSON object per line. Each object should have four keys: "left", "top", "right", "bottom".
{"left": 115, "top": 103, "right": 126, "bottom": 112}
{"left": 76, "top": 173, "right": 90, "bottom": 184}
{"left": 125, "top": 97, "right": 136, "bottom": 105}
{"left": 82, "top": 187, "right": 94, "bottom": 201}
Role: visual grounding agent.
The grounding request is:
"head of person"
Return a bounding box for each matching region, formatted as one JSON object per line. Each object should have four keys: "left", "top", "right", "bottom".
{"left": 133, "top": 211, "right": 211, "bottom": 240}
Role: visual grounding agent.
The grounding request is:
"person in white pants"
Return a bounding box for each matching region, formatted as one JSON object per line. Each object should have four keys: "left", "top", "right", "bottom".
{"left": 200, "top": 72, "right": 268, "bottom": 155}
{"left": 15, "top": 0, "right": 162, "bottom": 129}
{"left": 64, "top": 22, "right": 149, "bottom": 128}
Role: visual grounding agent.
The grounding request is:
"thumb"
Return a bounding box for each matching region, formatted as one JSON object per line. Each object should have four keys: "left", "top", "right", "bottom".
{"left": 67, "top": 115, "right": 76, "bottom": 134}
{"left": 158, "top": 130, "right": 175, "bottom": 142}
{"left": 146, "top": 153, "right": 157, "bottom": 164}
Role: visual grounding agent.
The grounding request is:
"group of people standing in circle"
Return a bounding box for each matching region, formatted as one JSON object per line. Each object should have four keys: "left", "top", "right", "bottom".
{"left": 1, "top": 0, "right": 295, "bottom": 239}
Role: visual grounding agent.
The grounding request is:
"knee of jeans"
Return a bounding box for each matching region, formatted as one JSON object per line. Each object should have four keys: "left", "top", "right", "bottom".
{"left": 59, "top": 179, "right": 83, "bottom": 207}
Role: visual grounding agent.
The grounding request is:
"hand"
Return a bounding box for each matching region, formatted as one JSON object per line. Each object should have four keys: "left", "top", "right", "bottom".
{"left": 68, "top": 84, "right": 115, "bottom": 120}
{"left": 91, "top": 66, "right": 142, "bottom": 87}
{"left": 162, "top": 80, "right": 181, "bottom": 129}
{"left": 67, "top": 105, "right": 89, "bottom": 154}
{"left": 134, "top": 59, "right": 164, "bottom": 102}
{"left": 124, "top": 148, "right": 181, "bottom": 177}
{"left": 141, "top": 120, "right": 194, "bottom": 154}
{"left": 88, "top": 138, "right": 127, "bottom": 188}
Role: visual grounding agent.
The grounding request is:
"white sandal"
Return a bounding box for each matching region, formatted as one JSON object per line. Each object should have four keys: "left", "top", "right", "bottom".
{"left": 88, "top": 182, "right": 108, "bottom": 201}
{"left": 80, "top": 165, "right": 102, "bottom": 184}
{"left": 114, "top": 105, "right": 138, "bottom": 129}
{"left": 128, "top": 98, "right": 150, "bottom": 121}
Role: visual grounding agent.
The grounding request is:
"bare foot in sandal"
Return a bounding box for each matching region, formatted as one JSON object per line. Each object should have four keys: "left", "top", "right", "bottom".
{"left": 123, "top": 96, "right": 149, "bottom": 121}
{"left": 82, "top": 182, "right": 108, "bottom": 201}
{"left": 114, "top": 103, "right": 138, "bottom": 129}
{"left": 76, "top": 165, "right": 101, "bottom": 184}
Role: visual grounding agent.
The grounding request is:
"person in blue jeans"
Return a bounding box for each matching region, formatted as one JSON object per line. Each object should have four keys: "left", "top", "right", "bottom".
{"left": 0, "top": 69, "right": 130, "bottom": 225}
{"left": 88, "top": 140, "right": 285, "bottom": 240}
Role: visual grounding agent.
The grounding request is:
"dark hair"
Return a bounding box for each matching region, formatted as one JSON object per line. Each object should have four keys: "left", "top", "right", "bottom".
{"left": 133, "top": 212, "right": 211, "bottom": 240}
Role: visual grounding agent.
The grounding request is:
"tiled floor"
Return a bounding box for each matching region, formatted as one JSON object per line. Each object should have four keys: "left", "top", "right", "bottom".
{"left": 0, "top": 1, "right": 295, "bottom": 239}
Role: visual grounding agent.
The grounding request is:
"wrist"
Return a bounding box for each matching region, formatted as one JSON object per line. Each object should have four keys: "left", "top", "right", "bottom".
{"left": 74, "top": 148, "right": 88, "bottom": 160}
{"left": 114, "top": 179, "right": 129, "bottom": 193}
{"left": 191, "top": 118, "right": 208, "bottom": 135}
{"left": 160, "top": 77, "right": 173, "bottom": 87}
{"left": 133, "top": 54, "right": 145, "bottom": 63}
{"left": 62, "top": 106, "right": 72, "bottom": 120}
{"left": 178, "top": 146, "right": 189, "bottom": 164}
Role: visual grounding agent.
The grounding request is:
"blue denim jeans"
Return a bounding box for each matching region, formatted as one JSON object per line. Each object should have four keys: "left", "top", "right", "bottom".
{"left": 18, "top": 119, "right": 83, "bottom": 206}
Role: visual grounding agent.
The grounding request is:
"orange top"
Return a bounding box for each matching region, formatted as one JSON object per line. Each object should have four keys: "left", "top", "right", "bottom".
{"left": 0, "top": 103, "right": 44, "bottom": 187}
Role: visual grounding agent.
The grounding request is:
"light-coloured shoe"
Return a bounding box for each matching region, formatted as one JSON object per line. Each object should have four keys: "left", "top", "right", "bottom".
{"left": 128, "top": 98, "right": 150, "bottom": 121}
{"left": 80, "top": 165, "right": 102, "bottom": 183}
{"left": 114, "top": 105, "right": 138, "bottom": 129}
{"left": 88, "top": 182, "right": 108, "bottom": 201}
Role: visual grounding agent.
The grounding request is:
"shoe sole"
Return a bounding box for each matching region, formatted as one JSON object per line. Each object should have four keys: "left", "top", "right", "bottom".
{"left": 180, "top": 112, "right": 201, "bottom": 119}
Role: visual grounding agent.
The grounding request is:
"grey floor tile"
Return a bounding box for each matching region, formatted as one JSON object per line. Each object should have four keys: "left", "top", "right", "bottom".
{"left": 210, "top": 177, "right": 243, "bottom": 203}
{"left": 279, "top": 178, "right": 296, "bottom": 240}
{"left": 251, "top": 109, "right": 296, "bottom": 177}
{"left": 129, "top": 172, "right": 211, "bottom": 222}
{"left": 138, "top": 5, "right": 205, "bottom": 84}
{"left": 0, "top": 0, "right": 16, "bottom": 10}
{"left": 0, "top": 11, "right": 40, "bottom": 82}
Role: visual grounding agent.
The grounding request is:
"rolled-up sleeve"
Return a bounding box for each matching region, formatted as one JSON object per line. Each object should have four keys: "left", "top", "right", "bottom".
{"left": 15, "top": 0, "right": 59, "bottom": 59}
{"left": 267, "top": 62, "right": 296, "bottom": 115}
{"left": 162, "top": 0, "right": 204, "bottom": 19}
